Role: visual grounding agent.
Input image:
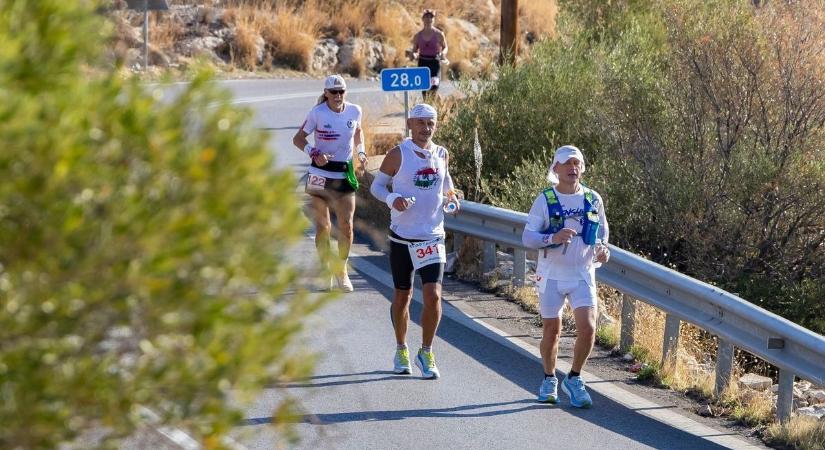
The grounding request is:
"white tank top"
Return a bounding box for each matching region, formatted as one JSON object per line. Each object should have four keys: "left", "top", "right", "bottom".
{"left": 390, "top": 138, "right": 448, "bottom": 240}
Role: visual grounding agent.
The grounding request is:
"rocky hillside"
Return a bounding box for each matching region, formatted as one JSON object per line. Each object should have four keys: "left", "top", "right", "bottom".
{"left": 107, "top": 0, "right": 557, "bottom": 77}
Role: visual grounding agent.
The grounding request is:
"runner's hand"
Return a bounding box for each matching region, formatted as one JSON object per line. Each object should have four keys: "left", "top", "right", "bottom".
{"left": 392, "top": 197, "right": 411, "bottom": 211}
{"left": 552, "top": 228, "right": 577, "bottom": 245}
{"left": 312, "top": 153, "right": 329, "bottom": 166}
{"left": 594, "top": 243, "right": 610, "bottom": 263}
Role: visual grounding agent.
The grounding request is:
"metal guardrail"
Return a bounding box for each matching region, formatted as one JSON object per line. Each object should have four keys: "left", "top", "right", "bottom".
{"left": 446, "top": 200, "right": 825, "bottom": 422}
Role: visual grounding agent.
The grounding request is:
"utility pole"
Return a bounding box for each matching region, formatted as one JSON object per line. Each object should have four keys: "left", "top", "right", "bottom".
{"left": 500, "top": 0, "right": 519, "bottom": 65}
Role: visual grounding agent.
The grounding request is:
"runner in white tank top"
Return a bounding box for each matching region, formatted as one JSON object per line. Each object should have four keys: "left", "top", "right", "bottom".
{"left": 388, "top": 137, "right": 448, "bottom": 240}
{"left": 369, "top": 103, "right": 459, "bottom": 379}
{"left": 293, "top": 75, "right": 366, "bottom": 293}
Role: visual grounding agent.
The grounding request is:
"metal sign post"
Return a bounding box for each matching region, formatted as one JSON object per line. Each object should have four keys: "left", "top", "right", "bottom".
{"left": 125, "top": 0, "right": 169, "bottom": 70}
{"left": 380, "top": 67, "right": 431, "bottom": 137}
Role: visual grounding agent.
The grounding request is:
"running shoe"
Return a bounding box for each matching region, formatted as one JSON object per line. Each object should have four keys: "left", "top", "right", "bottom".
{"left": 415, "top": 349, "right": 440, "bottom": 379}
{"left": 313, "top": 275, "right": 334, "bottom": 292}
{"left": 336, "top": 272, "right": 354, "bottom": 292}
{"left": 561, "top": 375, "right": 592, "bottom": 408}
{"left": 537, "top": 377, "right": 559, "bottom": 403}
{"left": 393, "top": 348, "right": 411, "bottom": 374}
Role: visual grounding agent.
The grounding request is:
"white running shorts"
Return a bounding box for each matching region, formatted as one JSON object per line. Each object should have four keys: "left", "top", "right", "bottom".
{"left": 539, "top": 279, "right": 597, "bottom": 319}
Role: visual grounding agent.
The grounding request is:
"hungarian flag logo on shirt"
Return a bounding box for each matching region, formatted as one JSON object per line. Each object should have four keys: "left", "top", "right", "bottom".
{"left": 413, "top": 167, "right": 439, "bottom": 189}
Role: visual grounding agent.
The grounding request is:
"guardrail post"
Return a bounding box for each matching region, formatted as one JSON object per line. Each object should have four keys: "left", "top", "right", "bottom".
{"left": 513, "top": 248, "right": 526, "bottom": 287}
{"left": 619, "top": 294, "right": 636, "bottom": 352}
{"left": 483, "top": 241, "right": 496, "bottom": 273}
{"left": 776, "top": 369, "right": 795, "bottom": 423}
{"left": 715, "top": 339, "right": 734, "bottom": 397}
{"left": 452, "top": 232, "right": 464, "bottom": 254}
{"left": 662, "top": 314, "right": 681, "bottom": 366}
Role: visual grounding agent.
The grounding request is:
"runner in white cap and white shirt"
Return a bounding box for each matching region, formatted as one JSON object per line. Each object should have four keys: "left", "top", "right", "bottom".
{"left": 369, "top": 103, "right": 459, "bottom": 379}
{"left": 293, "top": 74, "right": 366, "bottom": 292}
{"left": 521, "top": 145, "right": 610, "bottom": 407}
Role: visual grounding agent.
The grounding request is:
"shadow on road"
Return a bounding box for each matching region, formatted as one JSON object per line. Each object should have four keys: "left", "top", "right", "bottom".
{"left": 334, "top": 251, "right": 738, "bottom": 450}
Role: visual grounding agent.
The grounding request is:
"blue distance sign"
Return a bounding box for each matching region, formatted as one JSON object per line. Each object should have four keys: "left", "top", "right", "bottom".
{"left": 380, "top": 67, "right": 431, "bottom": 92}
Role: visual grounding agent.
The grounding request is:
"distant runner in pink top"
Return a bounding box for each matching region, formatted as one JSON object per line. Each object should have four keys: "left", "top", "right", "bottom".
{"left": 409, "top": 9, "right": 448, "bottom": 99}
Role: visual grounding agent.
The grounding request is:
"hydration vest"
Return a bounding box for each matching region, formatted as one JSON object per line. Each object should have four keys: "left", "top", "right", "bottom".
{"left": 542, "top": 186, "right": 600, "bottom": 247}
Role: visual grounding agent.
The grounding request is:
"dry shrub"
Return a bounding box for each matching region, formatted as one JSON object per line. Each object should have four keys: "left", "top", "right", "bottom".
{"left": 150, "top": 11, "right": 185, "bottom": 53}
{"left": 266, "top": 4, "right": 319, "bottom": 71}
{"left": 449, "top": 59, "right": 477, "bottom": 78}
{"left": 632, "top": 301, "right": 666, "bottom": 362}
{"left": 519, "top": 0, "right": 558, "bottom": 41}
{"left": 372, "top": 4, "right": 417, "bottom": 66}
{"left": 456, "top": 236, "right": 484, "bottom": 281}
{"left": 229, "top": 15, "right": 259, "bottom": 70}
{"left": 327, "top": 0, "right": 376, "bottom": 40}
{"left": 764, "top": 416, "right": 825, "bottom": 450}
{"left": 226, "top": 3, "right": 319, "bottom": 72}
{"left": 719, "top": 378, "right": 775, "bottom": 426}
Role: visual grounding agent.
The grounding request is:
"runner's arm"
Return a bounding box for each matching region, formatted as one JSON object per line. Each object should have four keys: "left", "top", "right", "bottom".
{"left": 370, "top": 146, "right": 402, "bottom": 208}
{"left": 522, "top": 195, "right": 554, "bottom": 249}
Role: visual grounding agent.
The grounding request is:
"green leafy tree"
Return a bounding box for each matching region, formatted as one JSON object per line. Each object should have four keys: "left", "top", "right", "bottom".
{"left": 0, "top": 1, "right": 323, "bottom": 448}
{"left": 438, "top": 0, "right": 824, "bottom": 333}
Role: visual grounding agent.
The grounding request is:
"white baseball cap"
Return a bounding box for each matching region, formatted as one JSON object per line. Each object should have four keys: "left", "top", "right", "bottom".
{"left": 547, "top": 145, "right": 585, "bottom": 184}
{"left": 409, "top": 103, "right": 437, "bottom": 119}
{"left": 552, "top": 145, "right": 585, "bottom": 167}
{"left": 324, "top": 74, "right": 347, "bottom": 90}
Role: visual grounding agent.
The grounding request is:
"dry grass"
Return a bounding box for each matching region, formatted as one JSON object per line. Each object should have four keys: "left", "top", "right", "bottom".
{"left": 223, "top": 3, "right": 320, "bottom": 71}
{"left": 764, "top": 416, "right": 825, "bottom": 450}
{"left": 149, "top": 11, "right": 185, "bottom": 53}
{"left": 519, "top": 0, "right": 559, "bottom": 42}
{"left": 719, "top": 379, "right": 775, "bottom": 426}
{"left": 228, "top": 14, "right": 259, "bottom": 69}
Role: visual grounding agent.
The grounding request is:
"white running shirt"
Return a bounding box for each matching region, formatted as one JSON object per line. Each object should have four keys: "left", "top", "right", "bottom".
{"left": 522, "top": 186, "right": 609, "bottom": 286}
{"left": 390, "top": 138, "right": 449, "bottom": 240}
{"left": 301, "top": 101, "right": 362, "bottom": 179}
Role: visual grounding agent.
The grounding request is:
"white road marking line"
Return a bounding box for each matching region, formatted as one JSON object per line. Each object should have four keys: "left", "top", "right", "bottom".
{"left": 231, "top": 87, "right": 382, "bottom": 105}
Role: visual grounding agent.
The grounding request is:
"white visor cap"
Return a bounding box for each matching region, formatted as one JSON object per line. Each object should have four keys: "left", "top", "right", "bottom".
{"left": 409, "top": 103, "right": 437, "bottom": 120}
{"left": 324, "top": 74, "right": 347, "bottom": 90}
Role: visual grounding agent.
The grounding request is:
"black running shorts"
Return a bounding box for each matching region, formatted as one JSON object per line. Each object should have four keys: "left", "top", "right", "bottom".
{"left": 389, "top": 230, "right": 445, "bottom": 290}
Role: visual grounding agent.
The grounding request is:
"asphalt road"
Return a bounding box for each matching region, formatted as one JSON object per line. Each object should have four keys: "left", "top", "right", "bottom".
{"left": 189, "top": 77, "right": 762, "bottom": 450}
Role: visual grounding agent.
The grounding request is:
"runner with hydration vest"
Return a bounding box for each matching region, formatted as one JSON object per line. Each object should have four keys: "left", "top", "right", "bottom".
{"left": 521, "top": 145, "right": 610, "bottom": 408}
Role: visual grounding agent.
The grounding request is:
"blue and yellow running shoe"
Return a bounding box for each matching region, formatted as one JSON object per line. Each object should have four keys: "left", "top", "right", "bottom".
{"left": 393, "top": 348, "right": 411, "bottom": 374}
{"left": 415, "top": 349, "right": 440, "bottom": 379}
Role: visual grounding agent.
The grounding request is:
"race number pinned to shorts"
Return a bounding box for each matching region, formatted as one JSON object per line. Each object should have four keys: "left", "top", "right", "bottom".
{"left": 408, "top": 238, "right": 446, "bottom": 271}
{"left": 307, "top": 174, "right": 326, "bottom": 191}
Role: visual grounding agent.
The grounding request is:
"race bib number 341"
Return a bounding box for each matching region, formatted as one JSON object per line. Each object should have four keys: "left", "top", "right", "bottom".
{"left": 408, "top": 238, "right": 446, "bottom": 271}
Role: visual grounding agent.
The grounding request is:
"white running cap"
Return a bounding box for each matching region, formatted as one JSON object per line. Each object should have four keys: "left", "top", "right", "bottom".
{"left": 324, "top": 74, "right": 347, "bottom": 90}
{"left": 547, "top": 145, "right": 585, "bottom": 185}
{"left": 552, "top": 145, "right": 585, "bottom": 167}
{"left": 409, "top": 103, "right": 437, "bottom": 119}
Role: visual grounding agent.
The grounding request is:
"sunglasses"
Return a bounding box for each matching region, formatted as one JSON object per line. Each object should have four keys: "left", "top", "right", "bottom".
{"left": 327, "top": 89, "right": 345, "bottom": 95}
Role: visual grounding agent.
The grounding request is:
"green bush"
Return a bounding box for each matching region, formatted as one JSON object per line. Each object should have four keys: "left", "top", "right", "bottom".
{"left": 438, "top": 0, "right": 825, "bottom": 334}
{"left": 0, "top": 1, "right": 322, "bottom": 448}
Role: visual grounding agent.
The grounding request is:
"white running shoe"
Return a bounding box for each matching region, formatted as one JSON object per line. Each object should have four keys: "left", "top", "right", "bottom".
{"left": 336, "top": 272, "right": 354, "bottom": 292}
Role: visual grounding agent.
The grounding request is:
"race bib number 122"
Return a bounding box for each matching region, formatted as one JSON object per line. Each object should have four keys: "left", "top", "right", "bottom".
{"left": 307, "top": 174, "right": 326, "bottom": 190}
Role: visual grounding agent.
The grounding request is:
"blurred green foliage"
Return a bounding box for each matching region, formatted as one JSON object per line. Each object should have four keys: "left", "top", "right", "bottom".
{"left": 0, "top": 1, "right": 321, "bottom": 448}
{"left": 439, "top": 0, "right": 824, "bottom": 333}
